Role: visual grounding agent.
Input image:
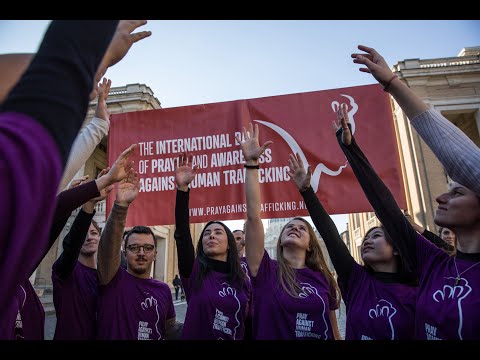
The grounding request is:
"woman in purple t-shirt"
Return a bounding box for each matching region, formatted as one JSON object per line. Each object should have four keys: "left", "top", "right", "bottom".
{"left": 238, "top": 123, "right": 341, "bottom": 340}
{"left": 336, "top": 97, "right": 480, "bottom": 339}
{"left": 174, "top": 152, "right": 251, "bottom": 340}
{"left": 288, "top": 148, "right": 417, "bottom": 340}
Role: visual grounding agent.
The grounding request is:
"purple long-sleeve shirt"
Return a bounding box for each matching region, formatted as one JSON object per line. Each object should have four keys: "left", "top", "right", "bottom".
{"left": 0, "top": 114, "right": 61, "bottom": 339}
{"left": 0, "top": 20, "right": 118, "bottom": 339}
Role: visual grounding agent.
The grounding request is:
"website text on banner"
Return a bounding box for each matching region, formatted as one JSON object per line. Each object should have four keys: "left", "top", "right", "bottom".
{"left": 107, "top": 84, "right": 406, "bottom": 227}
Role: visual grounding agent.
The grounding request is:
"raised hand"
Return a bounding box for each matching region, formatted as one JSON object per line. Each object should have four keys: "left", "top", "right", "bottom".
{"left": 68, "top": 175, "right": 89, "bottom": 189}
{"left": 116, "top": 169, "right": 140, "bottom": 206}
{"left": 103, "top": 20, "right": 152, "bottom": 68}
{"left": 91, "top": 168, "right": 114, "bottom": 203}
{"left": 287, "top": 153, "right": 311, "bottom": 192}
{"left": 94, "top": 78, "right": 112, "bottom": 121}
{"left": 351, "top": 45, "right": 395, "bottom": 87}
{"left": 235, "top": 122, "right": 273, "bottom": 164}
{"left": 174, "top": 152, "right": 198, "bottom": 191}
{"left": 83, "top": 168, "right": 113, "bottom": 213}
{"left": 332, "top": 103, "right": 352, "bottom": 146}
{"left": 107, "top": 144, "right": 138, "bottom": 184}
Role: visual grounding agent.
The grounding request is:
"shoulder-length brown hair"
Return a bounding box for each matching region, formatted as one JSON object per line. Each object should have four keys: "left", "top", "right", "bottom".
{"left": 276, "top": 217, "right": 341, "bottom": 307}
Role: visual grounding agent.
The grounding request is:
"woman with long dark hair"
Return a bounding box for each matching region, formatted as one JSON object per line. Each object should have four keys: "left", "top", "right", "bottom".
{"left": 174, "top": 152, "right": 251, "bottom": 340}
{"left": 288, "top": 150, "right": 417, "bottom": 340}
{"left": 336, "top": 90, "right": 480, "bottom": 339}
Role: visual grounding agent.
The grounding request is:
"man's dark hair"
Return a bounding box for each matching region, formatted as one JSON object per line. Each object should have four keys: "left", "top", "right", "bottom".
{"left": 124, "top": 226, "right": 156, "bottom": 250}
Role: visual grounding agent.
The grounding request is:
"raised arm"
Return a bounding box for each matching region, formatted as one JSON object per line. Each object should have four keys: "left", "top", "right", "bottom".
{"left": 49, "top": 159, "right": 123, "bottom": 245}
{"left": 335, "top": 103, "right": 417, "bottom": 274}
{"left": 351, "top": 45, "right": 428, "bottom": 119}
{"left": 55, "top": 169, "right": 114, "bottom": 279}
{"left": 287, "top": 153, "right": 355, "bottom": 281}
{"left": 410, "top": 109, "right": 480, "bottom": 195}
{"left": 58, "top": 78, "right": 112, "bottom": 191}
{"left": 237, "top": 123, "right": 272, "bottom": 277}
{"left": 97, "top": 144, "right": 139, "bottom": 285}
{"left": 174, "top": 153, "right": 198, "bottom": 278}
{"left": 1, "top": 21, "right": 118, "bottom": 165}
{"left": 352, "top": 45, "right": 480, "bottom": 195}
{"left": 0, "top": 21, "right": 118, "bottom": 316}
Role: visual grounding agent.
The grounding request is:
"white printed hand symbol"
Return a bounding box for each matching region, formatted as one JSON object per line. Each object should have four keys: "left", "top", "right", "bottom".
{"left": 368, "top": 299, "right": 397, "bottom": 340}
{"left": 240, "top": 262, "right": 250, "bottom": 282}
{"left": 432, "top": 277, "right": 472, "bottom": 340}
{"left": 297, "top": 283, "right": 328, "bottom": 340}
{"left": 141, "top": 295, "right": 162, "bottom": 340}
{"left": 217, "top": 283, "right": 241, "bottom": 340}
{"left": 218, "top": 285, "right": 237, "bottom": 297}
{"left": 298, "top": 284, "right": 320, "bottom": 298}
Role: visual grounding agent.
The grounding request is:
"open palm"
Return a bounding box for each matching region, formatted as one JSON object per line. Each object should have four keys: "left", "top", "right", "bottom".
{"left": 94, "top": 78, "right": 111, "bottom": 121}
{"left": 106, "top": 20, "right": 152, "bottom": 67}
{"left": 176, "top": 166, "right": 196, "bottom": 187}
{"left": 332, "top": 103, "right": 352, "bottom": 146}
{"left": 287, "top": 153, "right": 311, "bottom": 192}
{"left": 236, "top": 122, "right": 272, "bottom": 162}
{"left": 175, "top": 152, "right": 198, "bottom": 187}
{"left": 116, "top": 171, "right": 140, "bottom": 205}
{"left": 109, "top": 144, "right": 137, "bottom": 183}
{"left": 352, "top": 45, "right": 394, "bottom": 85}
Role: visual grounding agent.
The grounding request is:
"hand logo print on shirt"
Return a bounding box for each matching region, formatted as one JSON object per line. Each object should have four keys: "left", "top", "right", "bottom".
{"left": 432, "top": 277, "right": 472, "bottom": 340}
{"left": 368, "top": 299, "right": 397, "bottom": 340}
{"left": 255, "top": 94, "right": 358, "bottom": 192}
{"left": 217, "top": 282, "right": 241, "bottom": 340}
{"left": 15, "top": 285, "right": 27, "bottom": 340}
{"left": 297, "top": 282, "right": 329, "bottom": 339}
{"left": 141, "top": 295, "right": 162, "bottom": 340}
{"left": 240, "top": 261, "right": 251, "bottom": 282}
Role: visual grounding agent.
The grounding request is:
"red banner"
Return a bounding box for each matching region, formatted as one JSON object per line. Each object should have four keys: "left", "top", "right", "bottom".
{"left": 107, "top": 84, "right": 406, "bottom": 227}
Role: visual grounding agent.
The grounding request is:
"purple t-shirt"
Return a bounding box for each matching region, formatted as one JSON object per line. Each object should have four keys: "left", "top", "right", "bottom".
{"left": 339, "top": 262, "right": 416, "bottom": 340}
{"left": 415, "top": 233, "right": 480, "bottom": 340}
{"left": 250, "top": 251, "right": 338, "bottom": 340}
{"left": 181, "top": 260, "right": 251, "bottom": 340}
{"left": 0, "top": 113, "right": 62, "bottom": 339}
{"left": 240, "top": 256, "right": 251, "bottom": 283}
{"left": 97, "top": 268, "right": 175, "bottom": 340}
{"left": 15, "top": 280, "right": 45, "bottom": 340}
{"left": 52, "top": 261, "right": 97, "bottom": 340}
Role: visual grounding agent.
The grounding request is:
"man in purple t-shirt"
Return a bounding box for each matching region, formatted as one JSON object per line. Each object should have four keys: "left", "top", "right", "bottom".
{"left": 96, "top": 168, "right": 181, "bottom": 340}
{"left": 52, "top": 144, "right": 135, "bottom": 339}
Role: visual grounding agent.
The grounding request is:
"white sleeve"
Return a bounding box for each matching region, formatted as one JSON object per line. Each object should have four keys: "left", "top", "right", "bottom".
{"left": 411, "top": 108, "right": 480, "bottom": 195}
{"left": 57, "top": 116, "right": 110, "bottom": 192}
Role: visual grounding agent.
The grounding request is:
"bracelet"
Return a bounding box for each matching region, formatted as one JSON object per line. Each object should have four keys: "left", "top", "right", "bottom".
{"left": 244, "top": 164, "right": 259, "bottom": 169}
{"left": 383, "top": 74, "right": 398, "bottom": 92}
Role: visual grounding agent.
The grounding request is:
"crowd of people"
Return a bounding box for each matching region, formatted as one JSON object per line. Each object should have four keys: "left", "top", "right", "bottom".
{"left": 1, "top": 21, "right": 478, "bottom": 340}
